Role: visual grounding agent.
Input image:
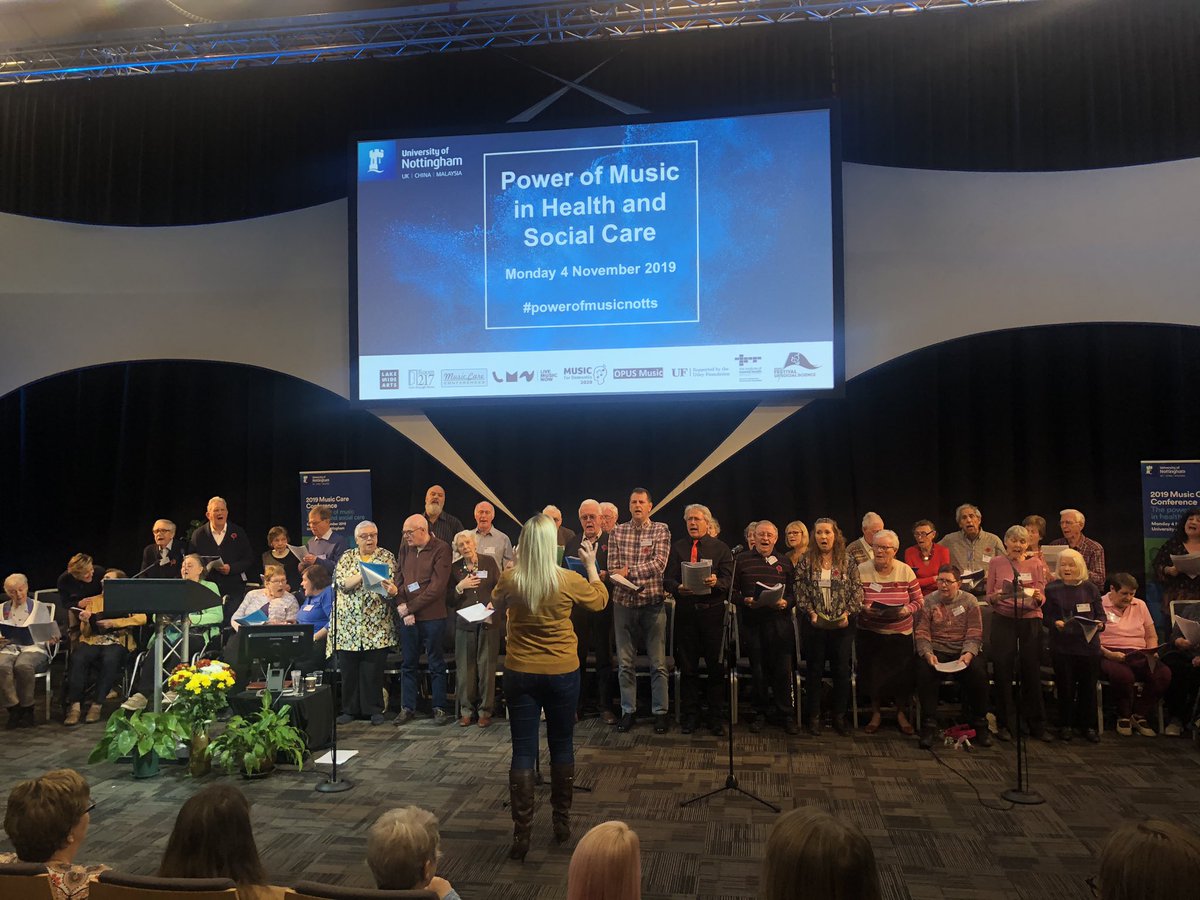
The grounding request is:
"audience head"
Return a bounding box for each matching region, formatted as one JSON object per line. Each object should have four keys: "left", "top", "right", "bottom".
{"left": 599, "top": 502, "right": 619, "bottom": 533}
{"left": 1097, "top": 819, "right": 1200, "bottom": 900}
{"left": 1056, "top": 548, "right": 1087, "bottom": 585}
{"left": 152, "top": 519, "right": 176, "bottom": 547}
{"left": 4, "top": 573, "right": 29, "bottom": 604}
{"left": 912, "top": 519, "right": 937, "bottom": 549}
{"left": 543, "top": 505, "right": 564, "bottom": 527}
{"left": 784, "top": 521, "right": 809, "bottom": 556}
{"left": 1022, "top": 514, "right": 1047, "bottom": 546}
{"left": 403, "top": 515, "right": 431, "bottom": 548}
{"left": 512, "top": 514, "right": 562, "bottom": 614}
{"left": 955, "top": 504, "right": 982, "bottom": 537}
{"left": 808, "top": 518, "right": 846, "bottom": 562}
{"left": 354, "top": 520, "right": 380, "bottom": 554}
{"left": 3, "top": 769, "right": 92, "bottom": 864}
{"left": 628, "top": 489, "right": 652, "bottom": 525}
{"left": 760, "top": 806, "right": 881, "bottom": 900}
{"left": 754, "top": 521, "right": 778, "bottom": 555}
{"left": 366, "top": 806, "right": 444, "bottom": 891}
{"left": 206, "top": 497, "right": 229, "bottom": 530}
{"left": 180, "top": 554, "right": 205, "bottom": 582}
{"left": 684, "top": 504, "right": 712, "bottom": 540}
{"left": 1170, "top": 506, "right": 1200, "bottom": 544}
{"left": 1060, "top": 508, "right": 1086, "bottom": 542}
{"left": 934, "top": 564, "right": 962, "bottom": 596}
{"left": 158, "top": 785, "right": 266, "bottom": 885}
{"left": 474, "top": 501, "right": 496, "bottom": 532}
{"left": 860, "top": 512, "right": 884, "bottom": 543}
{"left": 578, "top": 499, "right": 602, "bottom": 538}
{"left": 267, "top": 526, "right": 289, "bottom": 550}
{"left": 567, "top": 820, "right": 642, "bottom": 900}
{"left": 308, "top": 505, "right": 332, "bottom": 536}
{"left": 425, "top": 485, "right": 446, "bottom": 519}
{"left": 67, "top": 553, "right": 94, "bottom": 582}
{"left": 301, "top": 564, "right": 331, "bottom": 595}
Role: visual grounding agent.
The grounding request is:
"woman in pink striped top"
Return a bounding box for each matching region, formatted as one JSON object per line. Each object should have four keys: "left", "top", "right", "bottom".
{"left": 856, "top": 530, "right": 923, "bottom": 735}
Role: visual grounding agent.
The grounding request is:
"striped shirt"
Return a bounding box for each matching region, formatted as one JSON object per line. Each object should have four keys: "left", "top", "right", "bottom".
{"left": 986, "top": 555, "right": 1048, "bottom": 619}
{"left": 857, "top": 560, "right": 923, "bottom": 635}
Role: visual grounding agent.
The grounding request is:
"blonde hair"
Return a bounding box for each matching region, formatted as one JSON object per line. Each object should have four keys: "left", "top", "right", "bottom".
{"left": 760, "top": 807, "right": 881, "bottom": 900}
{"left": 1098, "top": 819, "right": 1200, "bottom": 900}
{"left": 366, "top": 806, "right": 440, "bottom": 890}
{"left": 511, "top": 514, "right": 565, "bottom": 614}
{"left": 567, "top": 821, "right": 641, "bottom": 900}
{"left": 1055, "top": 548, "right": 1087, "bottom": 585}
{"left": 262, "top": 564, "right": 286, "bottom": 583}
{"left": 3, "top": 769, "right": 90, "bottom": 862}
{"left": 66, "top": 553, "right": 93, "bottom": 579}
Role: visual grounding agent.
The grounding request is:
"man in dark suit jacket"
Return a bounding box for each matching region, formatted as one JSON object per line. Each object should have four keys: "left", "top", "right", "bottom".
{"left": 188, "top": 497, "right": 256, "bottom": 623}
{"left": 140, "top": 519, "right": 186, "bottom": 578}
{"left": 395, "top": 514, "right": 453, "bottom": 724}
{"left": 565, "top": 499, "right": 615, "bottom": 723}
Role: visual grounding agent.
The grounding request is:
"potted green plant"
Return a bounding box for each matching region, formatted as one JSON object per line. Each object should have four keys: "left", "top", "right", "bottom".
{"left": 208, "top": 691, "right": 306, "bottom": 778}
{"left": 89, "top": 709, "right": 189, "bottom": 778}
{"left": 165, "top": 658, "right": 237, "bottom": 777}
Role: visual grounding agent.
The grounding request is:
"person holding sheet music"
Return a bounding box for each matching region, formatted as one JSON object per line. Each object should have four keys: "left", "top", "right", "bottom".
{"left": 449, "top": 530, "right": 502, "bottom": 727}
{"left": 64, "top": 568, "right": 146, "bottom": 726}
{"left": 56, "top": 554, "right": 103, "bottom": 645}
{"left": 299, "top": 504, "right": 347, "bottom": 577}
{"left": 856, "top": 530, "right": 923, "bottom": 736}
{"left": 985, "top": 524, "right": 1049, "bottom": 742}
{"left": 939, "top": 504, "right": 1005, "bottom": 597}
{"left": 1043, "top": 548, "right": 1104, "bottom": 742}
{"left": 331, "top": 521, "right": 399, "bottom": 725}
{"left": 735, "top": 521, "right": 798, "bottom": 735}
{"left": 1151, "top": 506, "right": 1200, "bottom": 617}
{"left": 1, "top": 573, "right": 59, "bottom": 728}
{"left": 1161, "top": 596, "right": 1200, "bottom": 737}
{"left": 394, "top": 515, "right": 453, "bottom": 726}
{"left": 229, "top": 565, "right": 298, "bottom": 631}
{"left": 261, "top": 526, "right": 301, "bottom": 594}
{"left": 188, "top": 497, "right": 256, "bottom": 623}
{"left": 663, "top": 504, "right": 733, "bottom": 736}
{"left": 1099, "top": 573, "right": 1171, "bottom": 737}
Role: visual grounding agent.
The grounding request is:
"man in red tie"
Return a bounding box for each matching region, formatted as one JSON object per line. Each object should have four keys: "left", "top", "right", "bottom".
{"left": 664, "top": 504, "right": 734, "bottom": 735}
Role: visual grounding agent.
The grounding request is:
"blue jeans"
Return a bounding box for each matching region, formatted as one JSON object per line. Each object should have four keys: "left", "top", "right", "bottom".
{"left": 504, "top": 667, "right": 579, "bottom": 770}
{"left": 613, "top": 602, "right": 668, "bottom": 715}
{"left": 400, "top": 617, "right": 447, "bottom": 713}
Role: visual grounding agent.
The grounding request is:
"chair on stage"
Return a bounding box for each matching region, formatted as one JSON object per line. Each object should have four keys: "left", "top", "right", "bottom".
{"left": 29, "top": 592, "right": 62, "bottom": 719}
{"left": 90, "top": 870, "right": 237, "bottom": 899}
{"left": 286, "top": 882, "right": 437, "bottom": 900}
{"left": 0, "top": 861, "right": 54, "bottom": 900}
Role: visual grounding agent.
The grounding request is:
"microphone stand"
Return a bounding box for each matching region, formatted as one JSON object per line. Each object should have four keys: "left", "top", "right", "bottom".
{"left": 317, "top": 578, "right": 351, "bottom": 793}
{"left": 1000, "top": 557, "right": 1043, "bottom": 806}
{"left": 681, "top": 547, "right": 779, "bottom": 812}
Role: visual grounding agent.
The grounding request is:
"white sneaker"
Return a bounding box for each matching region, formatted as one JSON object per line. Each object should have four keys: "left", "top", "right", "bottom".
{"left": 121, "top": 693, "right": 148, "bottom": 712}
{"left": 1165, "top": 719, "right": 1183, "bottom": 737}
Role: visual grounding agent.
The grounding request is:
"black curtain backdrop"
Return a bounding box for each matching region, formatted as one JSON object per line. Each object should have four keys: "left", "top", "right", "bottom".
{"left": 1, "top": 0, "right": 1199, "bottom": 224}
{"left": 4, "top": 323, "right": 1197, "bottom": 593}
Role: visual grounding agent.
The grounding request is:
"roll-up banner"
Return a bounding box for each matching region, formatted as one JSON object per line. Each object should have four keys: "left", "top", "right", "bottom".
{"left": 300, "top": 469, "right": 373, "bottom": 537}
{"left": 1140, "top": 460, "right": 1200, "bottom": 627}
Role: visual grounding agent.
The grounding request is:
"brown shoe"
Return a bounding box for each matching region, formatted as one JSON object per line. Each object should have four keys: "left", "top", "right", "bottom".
{"left": 85, "top": 704, "right": 102, "bottom": 724}
{"left": 601, "top": 709, "right": 618, "bottom": 725}
{"left": 458, "top": 714, "right": 473, "bottom": 727}
{"left": 64, "top": 703, "right": 81, "bottom": 726}
{"left": 478, "top": 715, "right": 492, "bottom": 728}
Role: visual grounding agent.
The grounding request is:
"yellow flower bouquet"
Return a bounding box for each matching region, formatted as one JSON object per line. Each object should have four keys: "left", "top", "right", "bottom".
{"left": 167, "top": 658, "right": 237, "bottom": 733}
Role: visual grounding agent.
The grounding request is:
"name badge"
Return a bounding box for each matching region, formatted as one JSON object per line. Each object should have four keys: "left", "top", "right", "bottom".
{"left": 868, "top": 582, "right": 882, "bottom": 592}
{"left": 476, "top": 571, "right": 488, "bottom": 580}
{"left": 407, "top": 582, "right": 421, "bottom": 594}
{"left": 1076, "top": 603, "right": 1091, "bottom": 613}
{"left": 1106, "top": 611, "right": 1119, "bottom": 623}
{"left": 303, "top": 604, "right": 314, "bottom": 612}
{"left": 640, "top": 539, "right": 653, "bottom": 548}
{"left": 953, "top": 605, "right": 965, "bottom": 617}
{"left": 480, "top": 547, "right": 496, "bottom": 556}
{"left": 1018, "top": 571, "right": 1033, "bottom": 583}
{"left": 766, "top": 555, "right": 778, "bottom": 565}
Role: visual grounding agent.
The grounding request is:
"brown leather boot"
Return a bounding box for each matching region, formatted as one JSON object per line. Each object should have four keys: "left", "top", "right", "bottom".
{"left": 508, "top": 768, "right": 536, "bottom": 861}
{"left": 85, "top": 704, "right": 102, "bottom": 724}
{"left": 550, "top": 763, "right": 574, "bottom": 844}
{"left": 64, "top": 703, "right": 81, "bottom": 726}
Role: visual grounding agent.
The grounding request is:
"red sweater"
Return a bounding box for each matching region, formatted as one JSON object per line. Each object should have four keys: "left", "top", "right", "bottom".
{"left": 904, "top": 544, "right": 951, "bottom": 596}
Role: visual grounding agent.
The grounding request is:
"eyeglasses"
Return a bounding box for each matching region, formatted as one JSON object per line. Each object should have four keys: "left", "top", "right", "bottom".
{"left": 152, "top": 528, "right": 173, "bottom": 534}
{"left": 403, "top": 529, "right": 426, "bottom": 536}
{"left": 914, "top": 530, "right": 935, "bottom": 538}
{"left": 358, "top": 532, "right": 379, "bottom": 539}
{"left": 935, "top": 578, "right": 959, "bottom": 585}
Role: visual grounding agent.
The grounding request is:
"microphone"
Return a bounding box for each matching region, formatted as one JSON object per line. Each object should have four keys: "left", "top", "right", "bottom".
{"left": 129, "top": 561, "right": 158, "bottom": 579}
{"left": 728, "top": 544, "right": 744, "bottom": 555}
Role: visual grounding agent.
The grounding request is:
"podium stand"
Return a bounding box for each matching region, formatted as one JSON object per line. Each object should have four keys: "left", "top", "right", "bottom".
{"left": 104, "top": 579, "right": 218, "bottom": 714}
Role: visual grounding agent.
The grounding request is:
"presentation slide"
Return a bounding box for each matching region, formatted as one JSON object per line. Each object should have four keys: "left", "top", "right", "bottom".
{"left": 352, "top": 107, "right": 839, "bottom": 402}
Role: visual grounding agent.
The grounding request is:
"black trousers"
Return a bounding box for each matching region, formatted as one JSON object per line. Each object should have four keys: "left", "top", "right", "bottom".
{"left": 65, "top": 643, "right": 127, "bottom": 705}
{"left": 857, "top": 629, "right": 915, "bottom": 708}
{"left": 675, "top": 600, "right": 726, "bottom": 721}
{"left": 1051, "top": 653, "right": 1100, "bottom": 730}
{"left": 800, "top": 620, "right": 855, "bottom": 721}
{"left": 1162, "top": 651, "right": 1200, "bottom": 722}
{"left": 337, "top": 647, "right": 388, "bottom": 717}
{"left": 990, "top": 615, "right": 1045, "bottom": 731}
{"left": 915, "top": 651, "right": 989, "bottom": 725}
{"left": 572, "top": 603, "right": 615, "bottom": 713}
{"left": 740, "top": 611, "right": 794, "bottom": 719}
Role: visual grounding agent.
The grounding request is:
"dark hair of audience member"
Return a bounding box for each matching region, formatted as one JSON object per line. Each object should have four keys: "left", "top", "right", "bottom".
{"left": 760, "top": 806, "right": 881, "bottom": 900}
{"left": 158, "top": 785, "right": 267, "bottom": 886}
{"left": 1109, "top": 572, "right": 1138, "bottom": 592}
{"left": 1098, "top": 819, "right": 1200, "bottom": 900}
{"left": 3, "top": 769, "right": 91, "bottom": 862}
{"left": 567, "top": 820, "right": 641, "bottom": 900}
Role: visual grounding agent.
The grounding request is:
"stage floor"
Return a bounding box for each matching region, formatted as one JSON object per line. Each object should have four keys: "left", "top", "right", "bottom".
{"left": 1, "top": 712, "right": 1198, "bottom": 899}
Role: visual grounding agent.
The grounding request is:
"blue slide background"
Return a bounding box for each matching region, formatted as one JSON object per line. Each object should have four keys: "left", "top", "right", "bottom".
{"left": 355, "top": 110, "right": 834, "bottom": 356}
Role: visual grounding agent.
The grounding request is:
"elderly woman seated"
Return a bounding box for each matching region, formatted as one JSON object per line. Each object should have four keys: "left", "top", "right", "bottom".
{"left": 913, "top": 565, "right": 991, "bottom": 749}
{"left": 367, "top": 806, "right": 460, "bottom": 899}
{"left": 0, "top": 768, "right": 108, "bottom": 899}
{"left": 225, "top": 564, "right": 299, "bottom": 689}
{"left": 1100, "top": 573, "right": 1171, "bottom": 737}
{"left": 2, "top": 573, "right": 60, "bottom": 728}
{"left": 64, "top": 568, "right": 147, "bottom": 726}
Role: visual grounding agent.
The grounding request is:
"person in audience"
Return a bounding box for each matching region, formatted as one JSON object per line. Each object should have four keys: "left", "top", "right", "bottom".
{"left": 847, "top": 512, "right": 883, "bottom": 566}
{"left": 985, "top": 524, "right": 1050, "bottom": 742}
{"left": 395, "top": 514, "right": 452, "bottom": 726}
{"left": 904, "top": 520, "right": 950, "bottom": 596}
{"left": 188, "top": 497, "right": 256, "bottom": 623}
{"left": 565, "top": 499, "right": 616, "bottom": 723}
{"left": 735, "top": 521, "right": 798, "bottom": 735}
{"left": 123, "top": 554, "right": 222, "bottom": 711}
{"left": 567, "top": 820, "right": 642, "bottom": 900}
{"left": 544, "top": 504, "right": 577, "bottom": 546}
{"left": 331, "top": 521, "right": 399, "bottom": 725}
{"left": 794, "top": 518, "right": 863, "bottom": 736}
{"left": 158, "top": 785, "right": 284, "bottom": 900}
{"left": 1043, "top": 548, "right": 1105, "bottom": 742}
{"left": 261, "top": 526, "right": 301, "bottom": 593}
{"left": 449, "top": 529, "right": 502, "bottom": 727}
{"left": 783, "top": 520, "right": 809, "bottom": 568}
{"left": 1022, "top": 514, "right": 1048, "bottom": 560}
{"left": 225, "top": 564, "right": 299, "bottom": 689}
{"left": 56, "top": 554, "right": 103, "bottom": 644}
{"left": 366, "top": 807, "right": 460, "bottom": 899}
{"left": 0, "top": 768, "right": 107, "bottom": 899}
{"left": 914, "top": 565, "right": 991, "bottom": 749}
{"left": 857, "top": 530, "right": 922, "bottom": 735}
{"left": 424, "top": 484, "right": 464, "bottom": 545}
{"left": 299, "top": 504, "right": 348, "bottom": 577}
{"left": 759, "top": 806, "right": 882, "bottom": 900}
{"left": 1152, "top": 505, "right": 1200, "bottom": 619}
{"left": 293, "top": 564, "right": 333, "bottom": 675}
{"left": 1095, "top": 819, "right": 1200, "bottom": 900}
{"left": 492, "top": 513, "right": 607, "bottom": 860}
{"left": 64, "top": 568, "right": 145, "bottom": 726}
{"left": 598, "top": 502, "right": 619, "bottom": 535}
{"left": 1049, "top": 508, "right": 1106, "bottom": 590}
{"left": 473, "top": 500, "right": 514, "bottom": 569}
{"left": 2, "top": 573, "right": 60, "bottom": 728}
{"left": 663, "top": 504, "right": 733, "bottom": 736}
{"left": 140, "top": 519, "right": 185, "bottom": 578}
{"left": 939, "top": 504, "right": 1005, "bottom": 596}
{"left": 1100, "top": 573, "right": 1171, "bottom": 737}
{"left": 607, "top": 488, "right": 671, "bottom": 734}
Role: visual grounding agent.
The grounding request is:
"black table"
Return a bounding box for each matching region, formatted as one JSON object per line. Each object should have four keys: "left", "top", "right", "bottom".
{"left": 231, "top": 685, "right": 334, "bottom": 752}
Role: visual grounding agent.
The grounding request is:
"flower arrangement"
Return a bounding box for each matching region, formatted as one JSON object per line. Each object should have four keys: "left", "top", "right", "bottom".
{"left": 167, "top": 659, "right": 237, "bottom": 733}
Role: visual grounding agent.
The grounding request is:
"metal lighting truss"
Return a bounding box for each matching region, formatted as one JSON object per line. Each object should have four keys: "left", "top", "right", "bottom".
{"left": 0, "top": 0, "right": 1038, "bottom": 85}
